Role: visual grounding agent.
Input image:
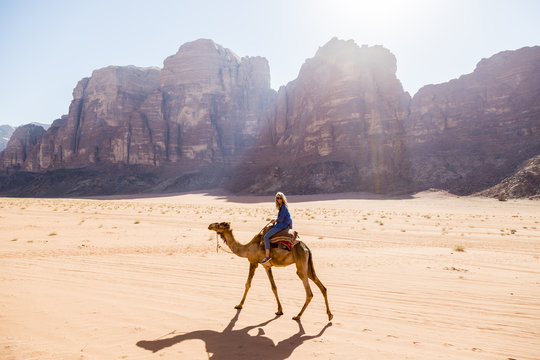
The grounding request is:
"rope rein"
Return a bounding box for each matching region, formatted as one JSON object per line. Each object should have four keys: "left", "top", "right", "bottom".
{"left": 215, "top": 221, "right": 273, "bottom": 254}
{"left": 216, "top": 232, "right": 235, "bottom": 254}
{"left": 258, "top": 221, "right": 273, "bottom": 234}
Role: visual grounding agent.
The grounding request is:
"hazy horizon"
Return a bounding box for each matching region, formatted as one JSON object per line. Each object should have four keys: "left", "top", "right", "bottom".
{"left": 1, "top": 0, "right": 539, "bottom": 127}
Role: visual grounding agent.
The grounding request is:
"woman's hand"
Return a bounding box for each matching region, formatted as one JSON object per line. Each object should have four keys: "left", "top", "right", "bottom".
{"left": 271, "top": 219, "right": 276, "bottom": 225}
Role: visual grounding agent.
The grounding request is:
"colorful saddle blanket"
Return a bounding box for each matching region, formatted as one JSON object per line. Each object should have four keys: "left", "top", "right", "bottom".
{"left": 260, "top": 225, "right": 299, "bottom": 251}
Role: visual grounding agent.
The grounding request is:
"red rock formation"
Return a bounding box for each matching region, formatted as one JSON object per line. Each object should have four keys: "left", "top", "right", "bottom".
{"left": 404, "top": 46, "right": 540, "bottom": 194}
{"left": 231, "top": 38, "right": 411, "bottom": 193}
{"left": 0, "top": 124, "right": 45, "bottom": 171}
{"left": 1, "top": 39, "right": 539, "bottom": 197}
{"left": 155, "top": 39, "right": 274, "bottom": 168}
{"left": 149, "top": 39, "right": 274, "bottom": 169}
{"left": 8, "top": 39, "right": 274, "bottom": 177}
{"left": 32, "top": 66, "right": 161, "bottom": 170}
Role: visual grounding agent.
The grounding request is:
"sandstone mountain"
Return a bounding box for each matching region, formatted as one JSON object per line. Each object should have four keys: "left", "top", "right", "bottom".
{"left": 231, "top": 41, "right": 540, "bottom": 196}
{"left": 0, "top": 39, "right": 274, "bottom": 194}
{"left": 230, "top": 38, "right": 411, "bottom": 194}
{"left": 32, "top": 40, "right": 273, "bottom": 172}
{"left": 405, "top": 46, "right": 540, "bottom": 194}
{"left": 0, "top": 125, "right": 15, "bottom": 151}
{"left": 0, "top": 124, "right": 45, "bottom": 170}
{"left": 0, "top": 38, "right": 539, "bottom": 197}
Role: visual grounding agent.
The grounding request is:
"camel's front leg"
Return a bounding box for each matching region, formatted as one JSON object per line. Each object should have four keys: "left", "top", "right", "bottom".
{"left": 235, "top": 262, "right": 258, "bottom": 309}
{"left": 264, "top": 267, "right": 283, "bottom": 316}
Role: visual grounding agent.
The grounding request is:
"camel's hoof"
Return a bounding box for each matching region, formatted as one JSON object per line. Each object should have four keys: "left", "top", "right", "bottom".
{"left": 328, "top": 313, "right": 334, "bottom": 321}
{"left": 234, "top": 305, "right": 243, "bottom": 310}
{"left": 275, "top": 311, "right": 283, "bottom": 316}
{"left": 292, "top": 316, "right": 301, "bottom": 321}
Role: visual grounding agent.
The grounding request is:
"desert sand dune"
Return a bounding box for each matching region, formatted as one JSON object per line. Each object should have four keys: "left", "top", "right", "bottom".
{"left": 1, "top": 191, "right": 539, "bottom": 359}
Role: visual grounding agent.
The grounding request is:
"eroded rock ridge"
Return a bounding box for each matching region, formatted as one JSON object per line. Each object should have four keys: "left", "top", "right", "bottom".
{"left": 1, "top": 38, "right": 539, "bottom": 197}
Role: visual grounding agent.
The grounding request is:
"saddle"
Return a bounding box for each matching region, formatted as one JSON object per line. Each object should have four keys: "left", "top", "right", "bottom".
{"left": 260, "top": 225, "right": 299, "bottom": 251}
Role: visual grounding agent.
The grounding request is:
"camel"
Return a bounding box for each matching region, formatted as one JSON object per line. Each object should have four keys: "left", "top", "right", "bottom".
{"left": 208, "top": 222, "right": 333, "bottom": 321}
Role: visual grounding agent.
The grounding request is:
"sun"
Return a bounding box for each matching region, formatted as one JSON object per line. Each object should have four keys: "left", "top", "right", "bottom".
{"left": 315, "top": 0, "right": 431, "bottom": 38}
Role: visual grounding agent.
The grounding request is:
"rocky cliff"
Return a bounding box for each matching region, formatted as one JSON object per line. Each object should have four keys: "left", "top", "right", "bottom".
{"left": 31, "top": 66, "right": 161, "bottom": 171}
{"left": 1, "top": 39, "right": 539, "bottom": 197}
{"left": 149, "top": 39, "right": 274, "bottom": 169}
{"left": 230, "top": 38, "right": 411, "bottom": 194}
{"left": 230, "top": 43, "right": 540, "bottom": 196}
{"left": 0, "top": 124, "right": 45, "bottom": 170}
{"left": 404, "top": 46, "right": 540, "bottom": 194}
{"left": 1, "top": 39, "right": 274, "bottom": 192}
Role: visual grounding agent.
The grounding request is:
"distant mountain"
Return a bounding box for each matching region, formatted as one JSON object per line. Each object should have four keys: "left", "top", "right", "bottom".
{"left": 0, "top": 125, "right": 15, "bottom": 151}
{"left": 0, "top": 38, "right": 538, "bottom": 197}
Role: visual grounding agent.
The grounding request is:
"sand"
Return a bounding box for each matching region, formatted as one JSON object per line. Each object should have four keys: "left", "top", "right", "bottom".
{"left": 1, "top": 190, "right": 539, "bottom": 359}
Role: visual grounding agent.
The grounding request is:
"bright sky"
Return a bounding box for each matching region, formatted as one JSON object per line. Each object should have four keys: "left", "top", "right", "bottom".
{"left": 1, "top": 0, "right": 538, "bottom": 126}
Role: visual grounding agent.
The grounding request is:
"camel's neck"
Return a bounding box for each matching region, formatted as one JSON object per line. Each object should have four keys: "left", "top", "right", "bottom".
{"left": 220, "top": 230, "right": 249, "bottom": 258}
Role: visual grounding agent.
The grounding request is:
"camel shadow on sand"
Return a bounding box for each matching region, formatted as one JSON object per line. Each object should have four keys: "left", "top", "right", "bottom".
{"left": 136, "top": 310, "right": 332, "bottom": 359}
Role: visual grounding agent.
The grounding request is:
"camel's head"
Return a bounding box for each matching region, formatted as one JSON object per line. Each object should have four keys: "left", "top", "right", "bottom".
{"left": 208, "top": 222, "right": 231, "bottom": 233}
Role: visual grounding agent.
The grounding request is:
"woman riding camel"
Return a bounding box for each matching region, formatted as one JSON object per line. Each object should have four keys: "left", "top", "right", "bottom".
{"left": 262, "top": 192, "right": 293, "bottom": 264}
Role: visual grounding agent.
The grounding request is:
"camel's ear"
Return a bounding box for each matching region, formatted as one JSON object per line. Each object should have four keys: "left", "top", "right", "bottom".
{"left": 220, "top": 222, "right": 230, "bottom": 229}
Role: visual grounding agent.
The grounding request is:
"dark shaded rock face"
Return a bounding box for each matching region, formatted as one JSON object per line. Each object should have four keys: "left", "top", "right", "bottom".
{"left": 477, "top": 155, "right": 540, "bottom": 199}
{"left": 404, "top": 46, "right": 540, "bottom": 194}
{"left": 231, "top": 38, "right": 411, "bottom": 194}
{"left": 0, "top": 39, "right": 539, "bottom": 197}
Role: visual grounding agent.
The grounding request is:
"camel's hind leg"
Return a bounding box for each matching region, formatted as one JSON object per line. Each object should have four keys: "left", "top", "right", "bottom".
{"left": 292, "top": 245, "right": 313, "bottom": 320}
{"left": 235, "top": 262, "right": 258, "bottom": 309}
{"left": 307, "top": 260, "right": 333, "bottom": 321}
{"left": 264, "top": 267, "right": 283, "bottom": 316}
{"left": 293, "top": 271, "right": 313, "bottom": 320}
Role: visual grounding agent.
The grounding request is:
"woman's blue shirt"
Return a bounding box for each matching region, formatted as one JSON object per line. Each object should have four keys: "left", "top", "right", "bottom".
{"left": 275, "top": 204, "right": 292, "bottom": 229}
